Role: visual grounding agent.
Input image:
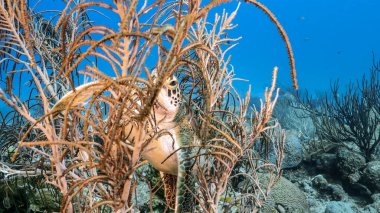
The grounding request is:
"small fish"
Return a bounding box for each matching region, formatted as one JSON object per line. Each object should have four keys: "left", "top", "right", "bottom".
{"left": 298, "top": 16, "right": 306, "bottom": 21}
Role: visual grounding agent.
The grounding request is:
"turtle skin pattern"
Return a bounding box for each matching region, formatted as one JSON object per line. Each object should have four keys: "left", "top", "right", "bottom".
{"left": 161, "top": 172, "right": 176, "bottom": 209}
{"left": 174, "top": 115, "right": 196, "bottom": 213}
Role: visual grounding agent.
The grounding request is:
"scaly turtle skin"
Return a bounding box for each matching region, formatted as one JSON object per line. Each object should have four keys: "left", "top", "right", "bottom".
{"left": 144, "top": 71, "right": 197, "bottom": 212}
{"left": 172, "top": 114, "right": 196, "bottom": 212}
{"left": 51, "top": 71, "right": 195, "bottom": 211}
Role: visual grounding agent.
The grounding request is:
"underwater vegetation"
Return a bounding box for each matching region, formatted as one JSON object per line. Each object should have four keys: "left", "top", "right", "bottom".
{"left": 269, "top": 60, "right": 380, "bottom": 212}
{"left": 299, "top": 63, "right": 380, "bottom": 162}
{"left": 1, "top": 0, "right": 379, "bottom": 212}
{"left": 0, "top": 0, "right": 299, "bottom": 212}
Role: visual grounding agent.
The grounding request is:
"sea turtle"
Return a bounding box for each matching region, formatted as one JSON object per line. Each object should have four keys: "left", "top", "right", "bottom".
{"left": 51, "top": 70, "right": 196, "bottom": 212}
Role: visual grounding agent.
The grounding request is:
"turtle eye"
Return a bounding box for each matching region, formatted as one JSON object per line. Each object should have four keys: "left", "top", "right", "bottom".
{"left": 169, "top": 80, "right": 177, "bottom": 86}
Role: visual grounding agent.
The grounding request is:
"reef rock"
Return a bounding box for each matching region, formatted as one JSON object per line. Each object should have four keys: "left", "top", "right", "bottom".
{"left": 325, "top": 184, "right": 347, "bottom": 201}
{"left": 314, "top": 153, "right": 337, "bottom": 174}
{"left": 312, "top": 175, "right": 328, "bottom": 189}
{"left": 311, "top": 175, "right": 347, "bottom": 201}
{"left": 324, "top": 201, "right": 356, "bottom": 213}
{"left": 336, "top": 147, "right": 366, "bottom": 182}
{"left": 282, "top": 130, "right": 304, "bottom": 169}
{"left": 349, "top": 182, "right": 372, "bottom": 198}
{"left": 361, "top": 161, "right": 380, "bottom": 192}
{"left": 263, "top": 130, "right": 304, "bottom": 169}
{"left": 367, "top": 193, "right": 380, "bottom": 211}
{"left": 361, "top": 193, "right": 380, "bottom": 212}
{"left": 272, "top": 92, "right": 315, "bottom": 142}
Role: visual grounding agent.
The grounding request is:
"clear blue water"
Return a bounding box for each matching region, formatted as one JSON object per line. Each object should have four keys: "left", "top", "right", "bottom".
{"left": 1, "top": 1, "right": 380, "bottom": 111}
{"left": 41, "top": 0, "right": 380, "bottom": 95}
{"left": 223, "top": 0, "right": 380, "bottom": 96}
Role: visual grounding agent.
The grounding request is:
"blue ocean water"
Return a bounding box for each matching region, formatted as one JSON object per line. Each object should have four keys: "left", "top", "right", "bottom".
{"left": 1, "top": 0, "right": 379, "bottom": 111}
{"left": 223, "top": 0, "right": 380, "bottom": 97}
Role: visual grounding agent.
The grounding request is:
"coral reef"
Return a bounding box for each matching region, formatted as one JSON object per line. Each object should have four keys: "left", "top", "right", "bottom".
{"left": 259, "top": 173, "right": 309, "bottom": 213}
{"left": 279, "top": 60, "right": 380, "bottom": 212}
{"left": 0, "top": 0, "right": 297, "bottom": 212}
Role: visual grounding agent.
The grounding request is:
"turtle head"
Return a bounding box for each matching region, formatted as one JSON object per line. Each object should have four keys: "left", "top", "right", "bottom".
{"left": 151, "top": 70, "right": 180, "bottom": 122}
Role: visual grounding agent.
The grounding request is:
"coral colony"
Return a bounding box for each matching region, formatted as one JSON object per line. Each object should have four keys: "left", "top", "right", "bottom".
{"left": 0, "top": 0, "right": 379, "bottom": 212}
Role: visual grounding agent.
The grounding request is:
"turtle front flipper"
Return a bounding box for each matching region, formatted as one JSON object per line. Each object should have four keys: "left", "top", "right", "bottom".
{"left": 175, "top": 150, "right": 195, "bottom": 213}
{"left": 51, "top": 81, "right": 110, "bottom": 114}
{"left": 175, "top": 120, "right": 196, "bottom": 213}
{"left": 160, "top": 172, "right": 176, "bottom": 210}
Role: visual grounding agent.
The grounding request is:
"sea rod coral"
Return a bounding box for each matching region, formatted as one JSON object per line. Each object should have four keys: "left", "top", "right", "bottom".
{"left": 0, "top": 0, "right": 298, "bottom": 212}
